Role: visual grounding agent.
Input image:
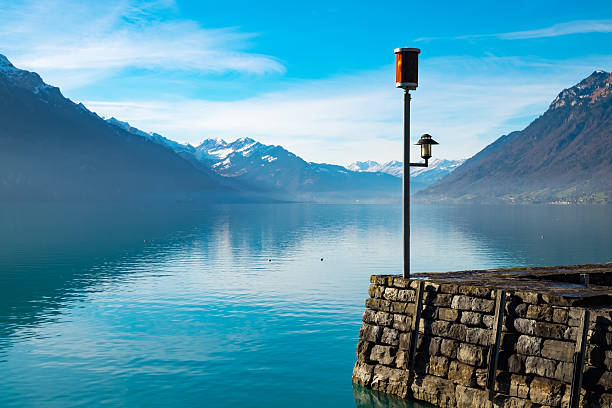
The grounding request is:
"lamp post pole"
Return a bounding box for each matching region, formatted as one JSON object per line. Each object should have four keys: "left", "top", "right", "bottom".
{"left": 395, "top": 47, "right": 438, "bottom": 280}
{"left": 403, "top": 90, "right": 411, "bottom": 279}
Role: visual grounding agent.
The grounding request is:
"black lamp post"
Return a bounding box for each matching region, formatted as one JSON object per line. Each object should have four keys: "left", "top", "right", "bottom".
{"left": 394, "top": 47, "right": 439, "bottom": 279}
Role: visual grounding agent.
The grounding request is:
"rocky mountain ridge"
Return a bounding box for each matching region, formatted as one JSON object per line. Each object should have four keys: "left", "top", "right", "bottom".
{"left": 417, "top": 70, "right": 612, "bottom": 204}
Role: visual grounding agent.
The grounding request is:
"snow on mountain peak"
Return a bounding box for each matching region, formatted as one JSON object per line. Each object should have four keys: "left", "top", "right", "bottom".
{"left": 550, "top": 70, "right": 611, "bottom": 110}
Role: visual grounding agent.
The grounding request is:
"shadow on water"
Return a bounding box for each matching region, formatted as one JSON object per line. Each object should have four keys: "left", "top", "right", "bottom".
{"left": 352, "top": 384, "right": 434, "bottom": 408}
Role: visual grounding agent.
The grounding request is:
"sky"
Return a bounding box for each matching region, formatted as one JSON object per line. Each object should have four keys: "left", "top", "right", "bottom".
{"left": 0, "top": 0, "right": 611, "bottom": 164}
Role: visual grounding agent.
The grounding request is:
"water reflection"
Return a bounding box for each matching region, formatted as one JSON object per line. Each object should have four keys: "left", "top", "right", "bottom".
{"left": 353, "top": 384, "right": 433, "bottom": 407}
{"left": 0, "top": 203, "right": 609, "bottom": 407}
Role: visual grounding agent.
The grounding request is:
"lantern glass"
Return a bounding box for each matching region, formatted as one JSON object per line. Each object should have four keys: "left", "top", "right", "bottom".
{"left": 420, "top": 143, "right": 432, "bottom": 160}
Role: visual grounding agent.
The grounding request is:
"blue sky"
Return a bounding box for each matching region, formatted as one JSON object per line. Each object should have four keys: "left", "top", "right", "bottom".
{"left": 1, "top": 0, "right": 611, "bottom": 164}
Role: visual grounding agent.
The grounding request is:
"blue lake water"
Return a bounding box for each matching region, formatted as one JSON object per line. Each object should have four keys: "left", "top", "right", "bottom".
{"left": 0, "top": 203, "right": 610, "bottom": 407}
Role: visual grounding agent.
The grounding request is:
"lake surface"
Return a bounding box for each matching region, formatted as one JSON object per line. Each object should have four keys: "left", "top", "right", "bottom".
{"left": 0, "top": 203, "right": 610, "bottom": 408}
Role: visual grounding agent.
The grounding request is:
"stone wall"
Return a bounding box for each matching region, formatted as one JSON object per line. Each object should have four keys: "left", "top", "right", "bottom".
{"left": 352, "top": 268, "right": 612, "bottom": 408}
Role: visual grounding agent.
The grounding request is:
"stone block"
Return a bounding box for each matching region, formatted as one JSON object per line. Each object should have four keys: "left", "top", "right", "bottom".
{"left": 448, "top": 324, "right": 468, "bottom": 341}
{"left": 373, "top": 276, "right": 390, "bottom": 286}
{"left": 515, "top": 291, "right": 539, "bottom": 304}
{"left": 424, "top": 282, "right": 440, "bottom": 292}
{"left": 552, "top": 307, "right": 569, "bottom": 324}
{"left": 483, "top": 314, "right": 494, "bottom": 328}
{"left": 440, "top": 283, "right": 459, "bottom": 294}
{"left": 352, "top": 360, "right": 374, "bottom": 386}
{"left": 383, "top": 287, "right": 399, "bottom": 301}
{"left": 380, "top": 327, "right": 400, "bottom": 346}
{"left": 534, "top": 322, "right": 566, "bottom": 339}
{"left": 466, "top": 327, "right": 491, "bottom": 346}
{"left": 417, "top": 335, "right": 441, "bottom": 355}
{"left": 451, "top": 295, "right": 473, "bottom": 310}
{"left": 541, "top": 294, "right": 576, "bottom": 306}
{"left": 526, "top": 305, "right": 553, "bottom": 321}
{"left": 439, "top": 307, "right": 460, "bottom": 322}
{"left": 508, "top": 374, "right": 531, "bottom": 399}
{"left": 395, "top": 349, "right": 409, "bottom": 369}
{"left": 431, "top": 293, "right": 453, "bottom": 307}
{"left": 359, "top": 323, "right": 381, "bottom": 343}
{"left": 457, "top": 343, "right": 486, "bottom": 366}
{"left": 508, "top": 354, "right": 524, "bottom": 373}
{"left": 472, "top": 298, "right": 495, "bottom": 313}
{"left": 411, "top": 375, "right": 457, "bottom": 407}
{"left": 427, "top": 355, "right": 450, "bottom": 377}
{"left": 562, "top": 326, "right": 577, "bottom": 341}
{"left": 516, "top": 335, "right": 542, "bottom": 356}
{"left": 461, "top": 311, "right": 483, "bottom": 327}
{"left": 399, "top": 332, "right": 411, "bottom": 350}
{"left": 528, "top": 377, "right": 564, "bottom": 406}
{"left": 392, "top": 277, "right": 411, "bottom": 289}
{"left": 525, "top": 356, "right": 557, "bottom": 378}
{"left": 430, "top": 320, "right": 452, "bottom": 337}
{"left": 448, "top": 360, "right": 475, "bottom": 386}
{"left": 554, "top": 361, "right": 573, "bottom": 383}
{"left": 507, "top": 302, "right": 528, "bottom": 318}
{"left": 392, "top": 314, "right": 411, "bottom": 331}
{"left": 365, "top": 297, "right": 391, "bottom": 312}
{"left": 455, "top": 385, "right": 492, "bottom": 408}
{"left": 370, "top": 365, "right": 411, "bottom": 398}
{"left": 441, "top": 338, "right": 458, "bottom": 359}
{"left": 475, "top": 368, "right": 487, "bottom": 388}
{"left": 502, "top": 397, "right": 535, "bottom": 408}
{"left": 356, "top": 339, "right": 373, "bottom": 361}
{"left": 390, "top": 301, "right": 410, "bottom": 314}
{"left": 420, "top": 305, "right": 437, "bottom": 320}
{"left": 458, "top": 285, "right": 491, "bottom": 298}
{"left": 363, "top": 310, "right": 394, "bottom": 327}
{"left": 370, "top": 344, "right": 398, "bottom": 366}
{"left": 513, "top": 318, "right": 536, "bottom": 335}
{"left": 541, "top": 339, "right": 574, "bottom": 362}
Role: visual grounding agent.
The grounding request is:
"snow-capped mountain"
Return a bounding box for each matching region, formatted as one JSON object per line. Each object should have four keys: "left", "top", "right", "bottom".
{"left": 0, "top": 54, "right": 228, "bottom": 202}
{"left": 101, "top": 112, "right": 402, "bottom": 202}
{"left": 190, "top": 137, "right": 401, "bottom": 202}
{"left": 347, "top": 158, "right": 465, "bottom": 192}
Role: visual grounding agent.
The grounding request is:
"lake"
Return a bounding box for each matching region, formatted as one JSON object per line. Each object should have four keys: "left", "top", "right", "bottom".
{"left": 0, "top": 203, "right": 610, "bottom": 407}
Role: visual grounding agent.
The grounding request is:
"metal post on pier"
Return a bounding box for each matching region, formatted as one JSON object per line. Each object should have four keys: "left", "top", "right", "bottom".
{"left": 395, "top": 47, "right": 439, "bottom": 279}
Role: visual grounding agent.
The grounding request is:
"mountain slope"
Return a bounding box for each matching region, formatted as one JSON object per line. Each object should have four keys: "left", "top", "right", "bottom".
{"left": 348, "top": 158, "right": 465, "bottom": 192}
{"left": 417, "top": 71, "right": 612, "bottom": 204}
{"left": 193, "top": 138, "right": 402, "bottom": 202}
{"left": 0, "top": 55, "right": 232, "bottom": 202}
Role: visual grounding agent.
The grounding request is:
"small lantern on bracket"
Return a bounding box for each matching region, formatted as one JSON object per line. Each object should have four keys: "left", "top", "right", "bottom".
{"left": 415, "top": 134, "right": 438, "bottom": 160}
{"left": 394, "top": 48, "right": 420, "bottom": 90}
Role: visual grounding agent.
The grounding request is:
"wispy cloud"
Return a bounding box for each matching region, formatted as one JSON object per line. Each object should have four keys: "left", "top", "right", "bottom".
{"left": 0, "top": 0, "right": 284, "bottom": 89}
{"left": 85, "top": 55, "right": 612, "bottom": 164}
{"left": 417, "top": 19, "right": 612, "bottom": 42}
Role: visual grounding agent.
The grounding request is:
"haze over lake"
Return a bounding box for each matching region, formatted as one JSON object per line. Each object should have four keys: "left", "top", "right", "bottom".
{"left": 0, "top": 203, "right": 610, "bottom": 408}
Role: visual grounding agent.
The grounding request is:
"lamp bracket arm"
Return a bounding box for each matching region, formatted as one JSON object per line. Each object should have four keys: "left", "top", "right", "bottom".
{"left": 409, "top": 159, "right": 429, "bottom": 168}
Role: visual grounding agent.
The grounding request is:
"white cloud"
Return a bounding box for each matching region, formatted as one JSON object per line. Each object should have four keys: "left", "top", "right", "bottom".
{"left": 0, "top": 0, "right": 284, "bottom": 89}
{"left": 84, "top": 55, "right": 612, "bottom": 164}
{"left": 417, "top": 19, "right": 612, "bottom": 42}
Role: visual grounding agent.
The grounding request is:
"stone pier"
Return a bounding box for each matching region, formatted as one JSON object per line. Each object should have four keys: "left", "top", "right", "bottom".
{"left": 352, "top": 263, "right": 612, "bottom": 408}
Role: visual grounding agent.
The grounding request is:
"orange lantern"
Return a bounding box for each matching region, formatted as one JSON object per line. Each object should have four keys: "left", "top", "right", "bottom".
{"left": 394, "top": 48, "right": 420, "bottom": 90}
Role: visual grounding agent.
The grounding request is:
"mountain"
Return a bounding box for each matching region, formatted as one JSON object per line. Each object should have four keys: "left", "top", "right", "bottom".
{"left": 416, "top": 70, "right": 612, "bottom": 204}
{"left": 190, "top": 137, "right": 402, "bottom": 203}
{"left": 0, "top": 54, "right": 233, "bottom": 202}
{"left": 0, "top": 54, "right": 399, "bottom": 203}
{"left": 348, "top": 158, "right": 465, "bottom": 192}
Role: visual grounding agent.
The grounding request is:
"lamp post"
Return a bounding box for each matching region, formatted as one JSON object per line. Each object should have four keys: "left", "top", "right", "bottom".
{"left": 394, "top": 47, "right": 439, "bottom": 279}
